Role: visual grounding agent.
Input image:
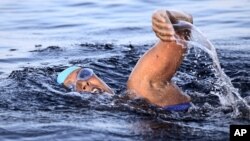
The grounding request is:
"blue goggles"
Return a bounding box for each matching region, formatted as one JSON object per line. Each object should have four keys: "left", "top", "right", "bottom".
{"left": 77, "top": 68, "right": 94, "bottom": 81}
{"left": 67, "top": 68, "right": 94, "bottom": 90}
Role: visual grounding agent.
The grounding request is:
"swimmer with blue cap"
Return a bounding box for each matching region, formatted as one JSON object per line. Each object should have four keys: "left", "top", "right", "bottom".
{"left": 57, "top": 66, "right": 114, "bottom": 94}
{"left": 58, "top": 9, "right": 193, "bottom": 111}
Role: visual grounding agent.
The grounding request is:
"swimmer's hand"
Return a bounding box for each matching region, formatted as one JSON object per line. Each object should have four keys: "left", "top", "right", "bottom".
{"left": 152, "top": 10, "right": 176, "bottom": 42}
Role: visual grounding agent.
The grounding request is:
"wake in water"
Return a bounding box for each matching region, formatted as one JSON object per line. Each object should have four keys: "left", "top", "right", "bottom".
{"left": 175, "top": 21, "right": 250, "bottom": 118}
{"left": 1, "top": 37, "right": 249, "bottom": 140}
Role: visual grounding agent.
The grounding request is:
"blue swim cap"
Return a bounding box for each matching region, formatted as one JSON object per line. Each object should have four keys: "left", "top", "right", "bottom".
{"left": 57, "top": 66, "right": 81, "bottom": 84}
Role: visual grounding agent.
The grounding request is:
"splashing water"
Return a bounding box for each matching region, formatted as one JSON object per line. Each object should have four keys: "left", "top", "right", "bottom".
{"left": 175, "top": 21, "right": 250, "bottom": 117}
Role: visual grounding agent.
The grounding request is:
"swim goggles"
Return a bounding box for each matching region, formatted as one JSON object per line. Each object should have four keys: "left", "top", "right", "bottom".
{"left": 77, "top": 68, "right": 94, "bottom": 81}
{"left": 67, "top": 68, "right": 94, "bottom": 90}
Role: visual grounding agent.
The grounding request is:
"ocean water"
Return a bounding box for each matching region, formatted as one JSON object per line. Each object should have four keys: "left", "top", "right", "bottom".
{"left": 0, "top": 0, "right": 250, "bottom": 140}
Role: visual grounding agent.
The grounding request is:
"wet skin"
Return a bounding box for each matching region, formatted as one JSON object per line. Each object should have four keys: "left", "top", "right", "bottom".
{"left": 63, "top": 69, "right": 114, "bottom": 95}
{"left": 127, "top": 10, "right": 193, "bottom": 107}
{"left": 63, "top": 9, "right": 193, "bottom": 107}
{"left": 127, "top": 40, "right": 191, "bottom": 107}
{"left": 127, "top": 10, "right": 192, "bottom": 107}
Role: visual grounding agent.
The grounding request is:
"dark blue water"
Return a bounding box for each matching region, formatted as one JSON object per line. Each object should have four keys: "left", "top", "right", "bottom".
{"left": 0, "top": 0, "right": 250, "bottom": 140}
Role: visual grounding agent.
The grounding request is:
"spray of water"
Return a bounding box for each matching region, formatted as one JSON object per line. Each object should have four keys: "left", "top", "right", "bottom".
{"left": 174, "top": 21, "right": 250, "bottom": 117}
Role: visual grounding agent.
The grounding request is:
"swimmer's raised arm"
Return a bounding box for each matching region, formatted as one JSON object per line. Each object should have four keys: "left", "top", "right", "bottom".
{"left": 127, "top": 9, "right": 191, "bottom": 107}
{"left": 152, "top": 9, "right": 193, "bottom": 42}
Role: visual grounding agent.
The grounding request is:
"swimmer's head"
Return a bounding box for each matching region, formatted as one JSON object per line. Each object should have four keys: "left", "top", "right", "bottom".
{"left": 57, "top": 66, "right": 114, "bottom": 95}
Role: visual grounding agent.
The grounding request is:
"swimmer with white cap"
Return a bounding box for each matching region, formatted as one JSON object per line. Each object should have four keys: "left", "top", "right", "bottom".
{"left": 57, "top": 9, "right": 193, "bottom": 111}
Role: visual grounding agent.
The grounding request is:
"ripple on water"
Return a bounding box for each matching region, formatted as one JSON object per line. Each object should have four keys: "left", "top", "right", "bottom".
{"left": 0, "top": 39, "right": 249, "bottom": 140}
{"left": 0, "top": 0, "right": 250, "bottom": 140}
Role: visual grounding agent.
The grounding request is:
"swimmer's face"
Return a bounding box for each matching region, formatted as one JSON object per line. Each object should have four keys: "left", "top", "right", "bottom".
{"left": 63, "top": 68, "right": 114, "bottom": 94}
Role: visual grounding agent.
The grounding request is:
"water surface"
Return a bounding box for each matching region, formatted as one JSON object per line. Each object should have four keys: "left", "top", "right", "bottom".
{"left": 0, "top": 0, "right": 250, "bottom": 140}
